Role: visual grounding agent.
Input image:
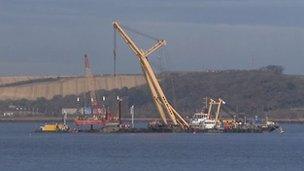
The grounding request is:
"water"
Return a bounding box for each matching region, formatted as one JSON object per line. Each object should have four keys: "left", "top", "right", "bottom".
{"left": 0, "top": 122, "right": 303, "bottom": 171}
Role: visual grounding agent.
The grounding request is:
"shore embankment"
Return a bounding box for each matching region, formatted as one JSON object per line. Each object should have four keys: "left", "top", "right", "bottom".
{"left": 0, "top": 116, "right": 161, "bottom": 122}
{"left": 1, "top": 116, "right": 304, "bottom": 123}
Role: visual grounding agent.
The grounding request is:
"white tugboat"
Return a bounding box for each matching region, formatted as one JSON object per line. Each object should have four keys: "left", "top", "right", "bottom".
{"left": 190, "top": 98, "right": 225, "bottom": 130}
{"left": 190, "top": 112, "right": 216, "bottom": 129}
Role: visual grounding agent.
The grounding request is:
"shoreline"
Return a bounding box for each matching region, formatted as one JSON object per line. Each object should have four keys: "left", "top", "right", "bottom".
{"left": 271, "top": 118, "right": 304, "bottom": 123}
{"left": 0, "top": 116, "right": 160, "bottom": 122}
{"left": 0, "top": 116, "right": 304, "bottom": 123}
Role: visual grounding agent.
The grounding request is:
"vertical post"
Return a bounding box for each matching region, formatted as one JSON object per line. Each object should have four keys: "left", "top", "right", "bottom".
{"left": 130, "top": 105, "right": 135, "bottom": 128}
{"left": 76, "top": 97, "right": 81, "bottom": 114}
{"left": 102, "top": 96, "right": 108, "bottom": 120}
{"left": 205, "top": 96, "right": 208, "bottom": 109}
{"left": 131, "top": 111, "right": 134, "bottom": 128}
{"left": 63, "top": 112, "right": 67, "bottom": 126}
{"left": 255, "top": 115, "right": 258, "bottom": 124}
{"left": 105, "top": 108, "right": 108, "bottom": 120}
{"left": 117, "top": 96, "right": 122, "bottom": 124}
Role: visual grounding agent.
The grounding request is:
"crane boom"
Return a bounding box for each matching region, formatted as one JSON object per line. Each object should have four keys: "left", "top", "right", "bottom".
{"left": 113, "top": 21, "right": 189, "bottom": 129}
{"left": 215, "top": 98, "right": 225, "bottom": 123}
{"left": 140, "top": 62, "right": 168, "bottom": 124}
{"left": 207, "top": 99, "right": 215, "bottom": 119}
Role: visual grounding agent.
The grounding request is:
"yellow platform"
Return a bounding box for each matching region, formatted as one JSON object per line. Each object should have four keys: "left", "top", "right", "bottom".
{"left": 40, "top": 124, "right": 59, "bottom": 132}
{"left": 40, "top": 123, "right": 69, "bottom": 132}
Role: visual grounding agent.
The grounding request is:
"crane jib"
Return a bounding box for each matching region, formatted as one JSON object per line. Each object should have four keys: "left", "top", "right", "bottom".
{"left": 113, "top": 20, "right": 189, "bottom": 129}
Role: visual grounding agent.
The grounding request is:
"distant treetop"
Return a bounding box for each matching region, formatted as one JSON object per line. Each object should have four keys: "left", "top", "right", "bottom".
{"left": 259, "top": 65, "right": 284, "bottom": 74}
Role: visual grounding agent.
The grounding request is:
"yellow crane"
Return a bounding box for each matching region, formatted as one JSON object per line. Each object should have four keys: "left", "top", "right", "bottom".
{"left": 207, "top": 99, "right": 216, "bottom": 119}
{"left": 209, "top": 98, "right": 225, "bottom": 127}
{"left": 215, "top": 98, "right": 225, "bottom": 124}
{"left": 113, "top": 21, "right": 189, "bottom": 129}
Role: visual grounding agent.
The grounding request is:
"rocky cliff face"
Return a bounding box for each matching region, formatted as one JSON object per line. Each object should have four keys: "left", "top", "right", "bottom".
{"left": 0, "top": 75, "right": 145, "bottom": 100}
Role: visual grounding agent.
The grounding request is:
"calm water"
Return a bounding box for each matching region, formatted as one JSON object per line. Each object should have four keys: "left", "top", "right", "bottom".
{"left": 0, "top": 122, "right": 303, "bottom": 171}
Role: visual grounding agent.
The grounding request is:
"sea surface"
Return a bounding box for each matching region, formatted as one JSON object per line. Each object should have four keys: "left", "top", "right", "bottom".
{"left": 0, "top": 122, "right": 303, "bottom": 171}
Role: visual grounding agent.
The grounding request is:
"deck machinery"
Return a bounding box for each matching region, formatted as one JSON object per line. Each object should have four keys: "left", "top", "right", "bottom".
{"left": 113, "top": 21, "right": 189, "bottom": 130}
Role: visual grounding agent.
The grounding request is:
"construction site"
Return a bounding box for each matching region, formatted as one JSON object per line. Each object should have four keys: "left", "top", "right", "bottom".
{"left": 31, "top": 21, "right": 281, "bottom": 134}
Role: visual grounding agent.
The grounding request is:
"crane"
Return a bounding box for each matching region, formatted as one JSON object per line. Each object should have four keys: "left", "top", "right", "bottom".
{"left": 113, "top": 21, "right": 189, "bottom": 129}
{"left": 206, "top": 98, "right": 225, "bottom": 127}
{"left": 207, "top": 99, "right": 216, "bottom": 119}
{"left": 83, "top": 54, "right": 102, "bottom": 115}
{"left": 212, "top": 98, "right": 225, "bottom": 127}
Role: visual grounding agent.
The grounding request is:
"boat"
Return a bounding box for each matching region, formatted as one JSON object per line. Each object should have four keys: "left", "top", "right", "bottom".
{"left": 74, "top": 101, "right": 121, "bottom": 131}
{"left": 189, "top": 98, "right": 224, "bottom": 130}
{"left": 40, "top": 112, "right": 69, "bottom": 132}
{"left": 279, "top": 127, "right": 285, "bottom": 134}
{"left": 258, "top": 119, "right": 280, "bottom": 132}
{"left": 74, "top": 113, "right": 118, "bottom": 127}
{"left": 189, "top": 112, "right": 217, "bottom": 130}
{"left": 40, "top": 123, "right": 69, "bottom": 132}
{"left": 189, "top": 98, "right": 282, "bottom": 133}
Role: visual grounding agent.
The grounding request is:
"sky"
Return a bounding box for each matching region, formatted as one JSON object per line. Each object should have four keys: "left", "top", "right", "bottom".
{"left": 0, "top": 0, "right": 304, "bottom": 76}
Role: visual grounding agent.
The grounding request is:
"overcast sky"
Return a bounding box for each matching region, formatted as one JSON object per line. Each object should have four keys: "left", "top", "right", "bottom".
{"left": 0, "top": 0, "right": 304, "bottom": 76}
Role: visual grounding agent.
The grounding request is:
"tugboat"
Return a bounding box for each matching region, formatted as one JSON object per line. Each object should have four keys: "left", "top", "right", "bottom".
{"left": 40, "top": 113, "right": 69, "bottom": 132}
{"left": 189, "top": 98, "right": 281, "bottom": 133}
{"left": 189, "top": 98, "right": 224, "bottom": 131}
{"left": 190, "top": 112, "right": 216, "bottom": 129}
{"left": 258, "top": 116, "right": 280, "bottom": 132}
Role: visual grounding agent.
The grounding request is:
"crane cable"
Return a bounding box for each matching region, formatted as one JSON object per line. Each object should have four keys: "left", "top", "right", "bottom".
{"left": 121, "top": 24, "right": 160, "bottom": 41}
{"left": 154, "top": 47, "right": 177, "bottom": 108}
{"left": 162, "top": 48, "right": 177, "bottom": 108}
{"left": 113, "top": 23, "right": 163, "bottom": 76}
{"left": 113, "top": 27, "right": 117, "bottom": 77}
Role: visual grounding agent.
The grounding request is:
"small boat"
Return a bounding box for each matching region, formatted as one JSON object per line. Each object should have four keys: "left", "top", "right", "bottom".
{"left": 279, "top": 127, "right": 285, "bottom": 134}
{"left": 40, "top": 113, "right": 69, "bottom": 133}
{"left": 40, "top": 123, "right": 69, "bottom": 132}
{"left": 259, "top": 117, "right": 280, "bottom": 132}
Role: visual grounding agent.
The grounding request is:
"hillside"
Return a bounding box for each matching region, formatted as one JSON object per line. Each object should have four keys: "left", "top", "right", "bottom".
{"left": 2, "top": 66, "right": 304, "bottom": 119}
{"left": 109, "top": 66, "right": 304, "bottom": 118}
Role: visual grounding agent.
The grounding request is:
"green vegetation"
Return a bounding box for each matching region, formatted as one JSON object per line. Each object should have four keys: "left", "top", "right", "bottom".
{"left": 1, "top": 65, "right": 304, "bottom": 119}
